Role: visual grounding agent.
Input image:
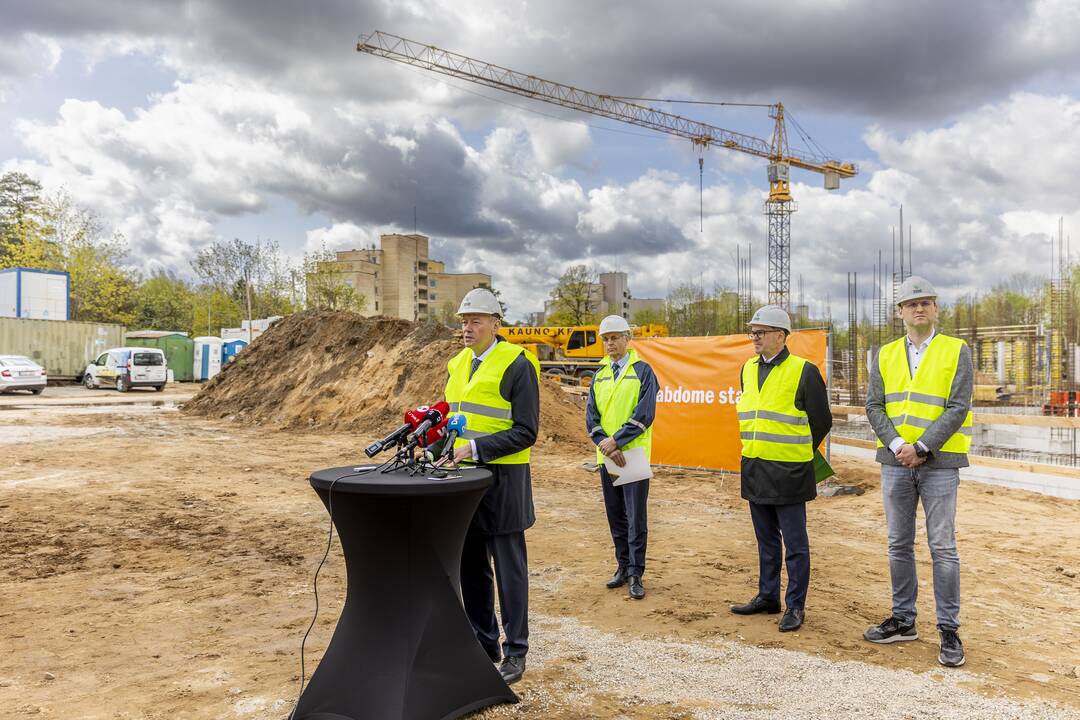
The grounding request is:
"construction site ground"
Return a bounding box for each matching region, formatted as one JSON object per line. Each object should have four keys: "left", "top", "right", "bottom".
{"left": 3, "top": 399, "right": 1080, "bottom": 719}
{"left": 4, "top": 311, "right": 1080, "bottom": 719}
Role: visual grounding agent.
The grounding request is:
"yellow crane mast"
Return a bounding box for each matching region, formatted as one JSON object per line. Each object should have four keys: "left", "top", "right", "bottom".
{"left": 356, "top": 31, "right": 858, "bottom": 310}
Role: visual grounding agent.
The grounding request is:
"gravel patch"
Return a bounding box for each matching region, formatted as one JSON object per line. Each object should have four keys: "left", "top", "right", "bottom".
{"left": 479, "top": 614, "right": 1080, "bottom": 719}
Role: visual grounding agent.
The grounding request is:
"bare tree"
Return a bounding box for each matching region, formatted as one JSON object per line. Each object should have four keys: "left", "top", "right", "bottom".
{"left": 192, "top": 238, "right": 272, "bottom": 341}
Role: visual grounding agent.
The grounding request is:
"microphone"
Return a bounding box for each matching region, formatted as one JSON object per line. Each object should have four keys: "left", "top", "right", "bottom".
{"left": 364, "top": 407, "right": 428, "bottom": 457}
{"left": 403, "top": 412, "right": 451, "bottom": 453}
{"left": 406, "top": 401, "right": 450, "bottom": 445}
{"left": 441, "top": 415, "right": 467, "bottom": 459}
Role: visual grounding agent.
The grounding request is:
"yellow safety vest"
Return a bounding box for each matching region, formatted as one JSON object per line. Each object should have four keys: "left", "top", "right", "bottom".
{"left": 591, "top": 349, "right": 653, "bottom": 464}
{"left": 445, "top": 341, "right": 540, "bottom": 465}
{"left": 876, "top": 334, "right": 973, "bottom": 454}
{"left": 736, "top": 353, "right": 813, "bottom": 462}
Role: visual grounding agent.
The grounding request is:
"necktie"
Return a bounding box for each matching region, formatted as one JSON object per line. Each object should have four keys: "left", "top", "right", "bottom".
{"left": 470, "top": 356, "right": 481, "bottom": 379}
{"left": 612, "top": 362, "right": 622, "bottom": 380}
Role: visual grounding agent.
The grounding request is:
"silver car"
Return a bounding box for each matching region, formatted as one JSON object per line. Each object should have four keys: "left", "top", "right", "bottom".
{"left": 0, "top": 355, "right": 47, "bottom": 395}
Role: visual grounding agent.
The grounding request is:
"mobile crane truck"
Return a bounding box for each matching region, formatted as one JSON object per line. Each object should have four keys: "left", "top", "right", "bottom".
{"left": 497, "top": 324, "right": 668, "bottom": 382}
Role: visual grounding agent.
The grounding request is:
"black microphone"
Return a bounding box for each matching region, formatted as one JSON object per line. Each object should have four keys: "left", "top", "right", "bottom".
{"left": 365, "top": 408, "right": 426, "bottom": 457}
{"left": 406, "top": 401, "right": 450, "bottom": 445}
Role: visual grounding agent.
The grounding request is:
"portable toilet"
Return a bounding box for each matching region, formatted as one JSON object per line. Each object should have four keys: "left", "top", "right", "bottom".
{"left": 222, "top": 338, "right": 248, "bottom": 364}
{"left": 193, "top": 336, "right": 224, "bottom": 381}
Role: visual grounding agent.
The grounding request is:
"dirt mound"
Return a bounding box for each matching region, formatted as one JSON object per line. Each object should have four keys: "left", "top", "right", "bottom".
{"left": 183, "top": 310, "right": 589, "bottom": 452}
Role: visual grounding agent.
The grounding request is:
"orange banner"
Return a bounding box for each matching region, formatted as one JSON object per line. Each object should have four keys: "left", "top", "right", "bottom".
{"left": 630, "top": 329, "right": 828, "bottom": 471}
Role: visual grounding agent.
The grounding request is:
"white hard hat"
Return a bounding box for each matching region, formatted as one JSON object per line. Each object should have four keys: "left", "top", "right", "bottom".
{"left": 457, "top": 287, "right": 502, "bottom": 317}
{"left": 598, "top": 315, "right": 631, "bottom": 336}
{"left": 748, "top": 305, "right": 791, "bottom": 332}
{"left": 896, "top": 275, "right": 937, "bottom": 306}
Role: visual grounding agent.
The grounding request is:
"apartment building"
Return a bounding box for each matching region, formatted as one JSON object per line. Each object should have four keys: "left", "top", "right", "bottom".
{"left": 325, "top": 234, "right": 491, "bottom": 321}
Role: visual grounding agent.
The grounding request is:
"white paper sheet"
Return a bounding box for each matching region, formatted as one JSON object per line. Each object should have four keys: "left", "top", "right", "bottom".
{"left": 601, "top": 446, "right": 653, "bottom": 486}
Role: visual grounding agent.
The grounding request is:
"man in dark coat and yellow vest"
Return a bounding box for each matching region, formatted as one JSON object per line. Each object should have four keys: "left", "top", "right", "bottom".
{"left": 445, "top": 287, "right": 539, "bottom": 686}
{"left": 585, "top": 314, "right": 658, "bottom": 600}
{"left": 863, "top": 275, "right": 972, "bottom": 668}
{"left": 731, "top": 305, "right": 831, "bottom": 632}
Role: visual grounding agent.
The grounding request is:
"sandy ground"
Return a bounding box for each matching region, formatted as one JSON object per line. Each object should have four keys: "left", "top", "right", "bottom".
{"left": 2, "top": 401, "right": 1079, "bottom": 719}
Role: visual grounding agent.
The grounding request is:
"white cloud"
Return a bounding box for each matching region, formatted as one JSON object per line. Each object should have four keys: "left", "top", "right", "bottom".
{"left": 304, "top": 222, "right": 384, "bottom": 254}
{"left": 4, "top": 5, "right": 1080, "bottom": 322}
{"left": 0, "top": 33, "right": 61, "bottom": 99}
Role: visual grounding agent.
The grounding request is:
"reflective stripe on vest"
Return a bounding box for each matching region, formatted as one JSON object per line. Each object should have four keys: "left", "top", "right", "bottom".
{"left": 592, "top": 348, "right": 652, "bottom": 464}
{"left": 876, "top": 334, "right": 973, "bottom": 454}
{"left": 445, "top": 341, "right": 540, "bottom": 465}
{"left": 735, "top": 353, "right": 813, "bottom": 462}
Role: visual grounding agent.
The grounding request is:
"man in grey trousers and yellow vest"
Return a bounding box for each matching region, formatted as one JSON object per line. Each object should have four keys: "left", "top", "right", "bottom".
{"left": 585, "top": 315, "right": 658, "bottom": 600}
{"left": 731, "top": 305, "right": 831, "bottom": 633}
{"left": 863, "top": 276, "right": 973, "bottom": 668}
{"left": 445, "top": 288, "right": 540, "bottom": 685}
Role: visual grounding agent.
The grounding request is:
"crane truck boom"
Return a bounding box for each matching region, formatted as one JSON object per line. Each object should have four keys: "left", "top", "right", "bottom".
{"left": 498, "top": 324, "right": 667, "bottom": 379}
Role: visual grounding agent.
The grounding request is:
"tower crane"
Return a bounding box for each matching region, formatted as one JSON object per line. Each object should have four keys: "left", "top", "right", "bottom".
{"left": 356, "top": 30, "right": 858, "bottom": 310}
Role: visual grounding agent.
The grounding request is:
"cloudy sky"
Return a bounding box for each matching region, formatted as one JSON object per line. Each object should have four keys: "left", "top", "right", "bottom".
{"left": 3, "top": 0, "right": 1080, "bottom": 320}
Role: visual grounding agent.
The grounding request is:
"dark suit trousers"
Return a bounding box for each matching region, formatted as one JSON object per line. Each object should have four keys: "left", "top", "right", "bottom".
{"left": 600, "top": 466, "right": 649, "bottom": 577}
{"left": 749, "top": 501, "right": 810, "bottom": 610}
{"left": 461, "top": 527, "right": 529, "bottom": 658}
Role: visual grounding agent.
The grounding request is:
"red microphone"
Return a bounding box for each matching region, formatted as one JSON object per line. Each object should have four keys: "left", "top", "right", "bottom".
{"left": 406, "top": 401, "right": 450, "bottom": 445}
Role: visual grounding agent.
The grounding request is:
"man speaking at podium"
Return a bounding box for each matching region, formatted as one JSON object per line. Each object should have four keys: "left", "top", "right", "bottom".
{"left": 445, "top": 287, "right": 540, "bottom": 686}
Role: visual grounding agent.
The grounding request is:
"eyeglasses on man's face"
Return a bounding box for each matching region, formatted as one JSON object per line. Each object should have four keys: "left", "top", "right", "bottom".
{"left": 747, "top": 329, "right": 782, "bottom": 340}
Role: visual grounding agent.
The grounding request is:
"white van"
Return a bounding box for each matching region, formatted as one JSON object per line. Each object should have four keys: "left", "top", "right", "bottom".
{"left": 82, "top": 347, "right": 167, "bottom": 392}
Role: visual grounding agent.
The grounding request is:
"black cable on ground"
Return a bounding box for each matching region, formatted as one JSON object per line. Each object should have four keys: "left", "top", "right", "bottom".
{"left": 288, "top": 476, "right": 338, "bottom": 720}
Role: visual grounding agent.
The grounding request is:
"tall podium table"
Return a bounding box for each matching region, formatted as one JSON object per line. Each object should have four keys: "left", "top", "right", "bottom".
{"left": 292, "top": 465, "right": 518, "bottom": 720}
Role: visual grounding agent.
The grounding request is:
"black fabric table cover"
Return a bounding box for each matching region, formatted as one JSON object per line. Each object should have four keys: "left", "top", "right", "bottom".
{"left": 292, "top": 465, "right": 518, "bottom": 720}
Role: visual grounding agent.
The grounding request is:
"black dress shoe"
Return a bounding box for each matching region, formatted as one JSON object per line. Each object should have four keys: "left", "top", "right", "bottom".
{"left": 779, "top": 607, "right": 804, "bottom": 632}
{"left": 628, "top": 575, "right": 645, "bottom": 600}
{"left": 498, "top": 656, "right": 525, "bottom": 685}
{"left": 606, "top": 568, "right": 628, "bottom": 589}
{"left": 730, "top": 595, "right": 782, "bottom": 615}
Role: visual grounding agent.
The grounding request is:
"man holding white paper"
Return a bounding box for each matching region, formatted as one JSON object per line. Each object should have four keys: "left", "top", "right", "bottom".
{"left": 585, "top": 315, "right": 658, "bottom": 600}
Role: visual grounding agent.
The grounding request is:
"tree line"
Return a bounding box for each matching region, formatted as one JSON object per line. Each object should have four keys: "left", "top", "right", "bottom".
{"left": 0, "top": 172, "right": 365, "bottom": 335}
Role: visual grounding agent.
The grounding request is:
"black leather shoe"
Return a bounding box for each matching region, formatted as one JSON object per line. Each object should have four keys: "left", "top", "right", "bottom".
{"left": 498, "top": 656, "right": 525, "bottom": 685}
{"left": 730, "top": 595, "right": 782, "bottom": 615}
{"left": 483, "top": 644, "right": 501, "bottom": 664}
{"left": 628, "top": 575, "right": 645, "bottom": 600}
{"left": 606, "top": 568, "right": 628, "bottom": 589}
{"left": 779, "top": 607, "right": 804, "bottom": 632}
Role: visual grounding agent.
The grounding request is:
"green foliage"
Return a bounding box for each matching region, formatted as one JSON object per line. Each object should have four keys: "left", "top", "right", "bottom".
{"left": 49, "top": 195, "right": 137, "bottom": 325}
{"left": 133, "top": 271, "right": 196, "bottom": 332}
{"left": 192, "top": 236, "right": 301, "bottom": 329}
{"left": 547, "top": 265, "right": 601, "bottom": 326}
{"left": 0, "top": 172, "right": 47, "bottom": 265}
{"left": 301, "top": 245, "right": 367, "bottom": 312}
{"left": 0, "top": 180, "right": 137, "bottom": 325}
{"left": 631, "top": 307, "right": 665, "bottom": 326}
{"left": 190, "top": 289, "right": 244, "bottom": 337}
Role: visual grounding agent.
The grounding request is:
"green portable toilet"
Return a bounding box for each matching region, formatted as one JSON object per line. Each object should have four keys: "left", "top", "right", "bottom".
{"left": 124, "top": 331, "right": 195, "bottom": 382}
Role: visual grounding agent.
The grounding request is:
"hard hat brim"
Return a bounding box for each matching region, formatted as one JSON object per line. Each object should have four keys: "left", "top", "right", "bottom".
{"left": 896, "top": 293, "right": 937, "bottom": 306}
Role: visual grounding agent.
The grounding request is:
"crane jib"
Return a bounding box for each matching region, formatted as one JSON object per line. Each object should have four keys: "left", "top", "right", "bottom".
{"left": 356, "top": 31, "right": 856, "bottom": 179}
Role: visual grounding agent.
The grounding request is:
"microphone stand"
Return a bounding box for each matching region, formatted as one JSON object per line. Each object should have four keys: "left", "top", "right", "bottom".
{"left": 380, "top": 437, "right": 417, "bottom": 474}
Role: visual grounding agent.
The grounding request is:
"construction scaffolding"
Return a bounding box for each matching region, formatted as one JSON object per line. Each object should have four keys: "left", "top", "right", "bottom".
{"left": 736, "top": 243, "right": 753, "bottom": 328}
{"left": 1048, "top": 217, "right": 1076, "bottom": 396}
{"left": 846, "top": 271, "right": 860, "bottom": 405}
